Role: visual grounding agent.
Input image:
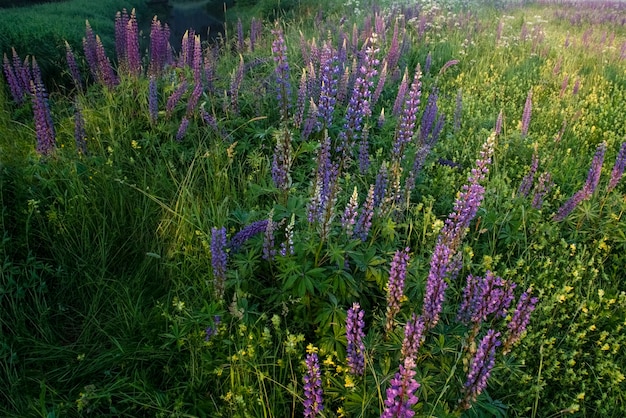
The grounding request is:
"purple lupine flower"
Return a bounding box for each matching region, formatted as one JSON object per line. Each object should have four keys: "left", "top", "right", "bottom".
{"left": 301, "top": 98, "right": 320, "bottom": 140}
{"left": 31, "top": 59, "right": 56, "bottom": 156}
{"left": 392, "top": 69, "right": 409, "bottom": 117}
{"left": 453, "top": 88, "right": 462, "bottom": 133}
{"left": 211, "top": 227, "right": 228, "bottom": 299}
{"left": 236, "top": 18, "right": 245, "bottom": 53}
{"left": 503, "top": 290, "right": 537, "bottom": 354}
{"left": 518, "top": 147, "right": 539, "bottom": 197}
{"left": 83, "top": 21, "right": 99, "bottom": 80}
{"left": 65, "top": 41, "right": 82, "bottom": 91}
{"left": 423, "top": 52, "right": 432, "bottom": 74}
{"left": 378, "top": 108, "right": 386, "bottom": 128}
{"left": 179, "top": 29, "right": 195, "bottom": 68}
{"left": 381, "top": 356, "right": 419, "bottom": 418}
{"left": 294, "top": 69, "right": 308, "bottom": 129}
{"left": 400, "top": 314, "right": 425, "bottom": 362}
{"left": 149, "top": 16, "right": 170, "bottom": 76}
{"left": 358, "top": 125, "right": 371, "bottom": 174}
{"left": 423, "top": 134, "right": 496, "bottom": 328}
{"left": 438, "top": 59, "right": 459, "bottom": 75}
{"left": 126, "top": 9, "right": 141, "bottom": 77}
{"left": 494, "top": 110, "right": 503, "bottom": 136}
{"left": 374, "top": 161, "right": 389, "bottom": 209}
{"left": 200, "top": 108, "right": 219, "bottom": 132}
{"left": 263, "top": 211, "right": 276, "bottom": 261}
{"left": 521, "top": 90, "right": 532, "bottom": 138}
{"left": 346, "top": 302, "right": 366, "bottom": 376}
{"left": 114, "top": 9, "right": 129, "bottom": 67}
{"left": 317, "top": 42, "right": 339, "bottom": 129}
{"left": 338, "top": 35, "right": 380, "bottom": 160}
{"left": 385, "top": 18, "right": 402, "bottom": 71}
{"left": 532, "top": 171, "right": 553, "bottom": 209}
{"left": 354, "top": 184, "right": 375, "bottom": 241}
{"left": 607, "top": 141, "right": 626, "bottom": 192}
{"left": 279, "top": 214, "right": 295, "bottom": 257}
{"left": 148, "top": 76, "right": 158, "bottom": 122}
{"left": 303, "top": 352, "right": 324, "bottom": 418}
{"left": 572, "top": 78, "right": 580, "bottom": 95}
{"left": 341, "top": 187, "right": 360, "bottom": 238}
{"left": 337, "top": 65, "right": 350, "bottom": 105}
{"left": 95, "top": 35, "right": 118, "bottom": 88}
{"left": 307, "top": 134, "right": 336, "bottom": 224}
{"left": 271, "top": 26, "right": 292, "bottom": 120}
{"left": 2, "top": 51, "right": 27, "bottom": 104}
{"left": 554, "top": 141, "right": 606, "bottom": 221}
{"left": 74, "top": 101, "right": 87, "bottom": 155}
{"left": 166, "top": 80, "right": 188, "bottom": 117}
{"left": 419, "top": 88, "right": 441, "bottom": 145}
{"left": 392, "top": 64, "right": 422, "bottom": 163}
{"left": 229, "top": 55, "right": 245, "bottom": 115}
{"left": 385, "top": 248, "right": 411, "bottom": 336}
{"left": 229, "top": 219, "right": 269, "bottom": 252}
{"left": 205, "top": 315, "right": 221, "bottom": 341}
{"left": 271, "top": 128, "right": 292, "bottom": 192}
{"left": 461, "top": 330, "right": 501, "bottom": 409}
{"left": 372, "top": 60, "right": 388, "bottom": 106}
{"left": 250, "top": 18, "right": 262, "bottom": 52}
{"left": 457, "top": 271, "right": 516, "bottom": 326}
{"left": 176, "top": 116, "right": 189, "bottom": 141}
{"left": 187, "top": 81, "right": 203, "bottom": 117}
{"left": 13, "top": 49, "right": 31, "bottom": 97}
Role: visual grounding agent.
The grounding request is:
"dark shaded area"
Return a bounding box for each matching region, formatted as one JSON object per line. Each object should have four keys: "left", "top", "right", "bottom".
{"left": 0, "top": 0, "right": 65, "bottom": 8}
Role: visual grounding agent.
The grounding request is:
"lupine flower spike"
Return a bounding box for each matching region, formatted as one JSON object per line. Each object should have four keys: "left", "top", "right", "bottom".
{"left": 381, "top": 356, "right": 420, "bottom": 418}
{"left": 346, "top": 302, "right": 366, "bottom": 376}
{"left": 385, "top": 248, "right": 410, "bottom": 336}
{"left": 211, "top": 227, "right": 228, "bottom": 299}
{"left": 607, "top": 141, "right": 626, "bottom": 192}
{"left": 303, "top": 351, "right": 324, "bottom": 418}
{"left": 461, "top": 330, "right": 501, "bottom": 409}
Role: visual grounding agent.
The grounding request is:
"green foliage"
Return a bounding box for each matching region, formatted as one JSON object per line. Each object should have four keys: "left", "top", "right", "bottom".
{"left": 1, "top": 0, "right": 626, "bottom": 416}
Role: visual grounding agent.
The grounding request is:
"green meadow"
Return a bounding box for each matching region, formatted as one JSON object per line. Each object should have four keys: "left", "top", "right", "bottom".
{"left": 1, "top": 0, "right": 625, "bottom": 416}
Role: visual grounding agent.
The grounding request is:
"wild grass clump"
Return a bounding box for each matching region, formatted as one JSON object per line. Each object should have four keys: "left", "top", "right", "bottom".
{"left": 1, "top": 0, "right": 626, "bottom": 416}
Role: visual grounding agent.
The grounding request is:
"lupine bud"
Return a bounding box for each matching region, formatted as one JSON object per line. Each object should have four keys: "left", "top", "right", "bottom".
{"left": 65, "top": 41, "right": 83, "bottom": 91}
{"left": 346, "top": 302, "right": 366, "bottom": 376}
{"left": 385, "top": 248, "right": 410, "bottom": 336}
{"left": 607, "top": 141, "right": 626, "bottom": 192}
{"left": 211, "top": 227, "right": 228, "bottom": 299}
{"left": 271, "top": 26, "right": 292, "bottom": 120}
{"left": 461, "top": 330, "right": 501, "bottom": 409}
{"left": 303, "top": 352, "right": 324, "bottom": 418}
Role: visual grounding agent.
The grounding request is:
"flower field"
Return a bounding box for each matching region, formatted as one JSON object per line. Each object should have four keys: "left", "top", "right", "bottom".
{"left": 1, "top": 0, "right": 625, "bottom": 416}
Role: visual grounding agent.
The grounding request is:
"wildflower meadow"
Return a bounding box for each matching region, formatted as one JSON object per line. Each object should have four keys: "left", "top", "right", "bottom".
{"left": 1, "top": 0, "right": 625, "bottom": 416}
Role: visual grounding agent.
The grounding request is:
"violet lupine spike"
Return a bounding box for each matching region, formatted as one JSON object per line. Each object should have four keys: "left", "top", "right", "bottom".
{"left": 126, "top": 9, "right": 141, "bottom": 77}
{"left": 176, "top": 116, "right": 190, "bottom": 141}
{"left": 271, "top": 129, "right": 293, "bottom": 192}
{"left": 187, "top": 81, "right": 203, "bottom": 117}
{"left": 392, "top": 64, "right": 422, "bottom": 164}
{"left": 149, "top": 16, "right": 170, "bottom": 76}
{"left": 385, "top": 248, "right": 411, "bottom": 336}
{"left": 572, "top": 78, "right": 580, "bottom": 95}
{"left": 166, "top": 80, "right": 188, "bottom": 117}
{"left": 374, "top": 162, "right": 389, "bottom": 209}
{"left": 64, "top": 42, "right": 82, "bottom": 92}
{"left": 148, "top": 76, "right": 158, "bottom": 122}
{"left": 263, "top": 210, "right": 277, "bottom": 261}
{"left": 317, "top": 41, "right": 339, "bottom": 129}
{"left": 419, "top": 88, "right": 440, "bottom": 145}
{"left": 95, "top": 35, "right": 118, "bottom": 89}
{"left": 307, "top": 133, "right": 335, "bottom": 223}
{"left": 354, "top": 184, "right": 375, "bottom": 241}
{"left": 392, "top": 69, "right": 409, "bottom": 117}
{"left": 250, "top": 18, "right": 262, "bottom": 52}
{"left": 372, "top": 60, "right": 388, "bottom": 106}
{"left": 229, "top": 219, "right": 269, "bottom": 252}
{"left": 521, "top": 90, "right": 532, "bottom": 138}
{"left": 381, "top": 356, "right": 419, "bottom": 418}
{"left": 337, "top": 65, "right": 350, "bottom": 105}
{"left": 358, "top": 125, "right": 371, "bottom": 174}
{"left": 83, "top": 21, "right": 99, "bottom": 80}
{"left": 559, "top": 75, "right": 569, "bottom": 98}
{"left": 74, "top": 101, "right": 88, "bottom": 155}
{"left": 421, "top": 240, "right": 452, "bottom": 329}
{"left": 114, "top": 9, "right": 129, "bottom": 67}
{"left": 229, "top": 55, "right": 245, "bottom": 115}
{"left": 423, "top": 52, "right": 432, "bottom": 74}
{"left": 401, "top": 314, "right": 425, "bottom": 362}
{"left": 271, "top": 26, "right": 292, "bottom": 120}
{"left": 554, "top": 141, "right": 607, "bottom": 221}
{"left": 518, "top": 147, "right": 539, "bottom": 197}
{"left": 31, "top": 59, "right": 56, "bottom": 156}
{"left": 301, "top": 98, "right": 320, "bottom": 140}
{"left": 236, "top": 18, "right": 245, "bottom": 53}
{"left": 294, "top": 69, "right": 308, "bottom": 129}
{"left": 457, "top": 271, "right": 515, "bottom": 326}
{"left": 532, "top": 171, "right": 553, "bottom": 209}
{"left": 303, "top": 352, "right": 324, "bottom": 418}
{"left": 341, "top": 187, "right": 360, "bottom": 238}
{"left": 503, "top": 290, "right": 538, "bottom": 354}
{"left": 607, "top": 141, "right": 626, "bottom": 192}
{"left": 210, "top": 226, "right": 228, "bottom": 299}
{"left": 461, "top": 330, "right": 501, "bottom": 410}
{"left": 495, "top": 110, "right": 503, "bottom": 136}
{"left": 346, "top": 302, "right": 366, "bottom": 376}
{"left": 385, "top": 18, "right": 402, "bottom": 71}
{"left": 3, "top": 52, "right": 25, "bottom": 104}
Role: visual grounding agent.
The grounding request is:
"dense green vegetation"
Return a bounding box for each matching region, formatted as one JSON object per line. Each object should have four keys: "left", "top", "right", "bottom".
{"left": 1, "top": 0, "right": 625, "bottom": 416}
